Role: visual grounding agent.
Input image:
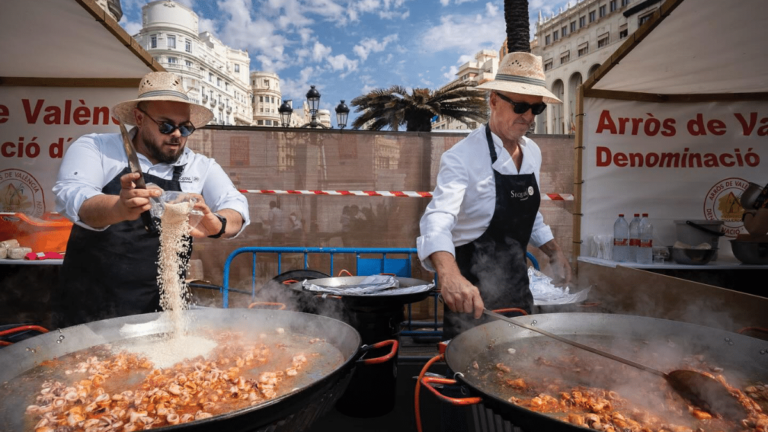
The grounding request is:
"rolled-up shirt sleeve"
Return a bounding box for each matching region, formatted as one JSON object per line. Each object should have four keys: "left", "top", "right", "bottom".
{"left": 416, "top": 152, "right": 467, "bottom": 272}
{"left": 200, "top": 160, "right": 250, "bottom": 238}
{"left": 52, "top": 134, "right": 110, "bottom": 231}
{"left": 529, "top": 211, "right": 554, "bottom": 248}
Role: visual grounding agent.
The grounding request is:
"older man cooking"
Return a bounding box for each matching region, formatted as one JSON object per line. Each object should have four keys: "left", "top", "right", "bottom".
{"left": 417, "top": 52, "right": 572, "bottom": 340}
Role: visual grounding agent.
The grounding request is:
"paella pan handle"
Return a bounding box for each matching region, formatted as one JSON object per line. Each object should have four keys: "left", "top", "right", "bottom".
{"left": 358, "top": 339, "right": 399, "bottom": 365}
{"left": 420, "top": 377, "right": 482, "bottom": 406}
{"left": 247, "top": 302, "right": 286, "bottom": 310}
{"left": 0, "top": 325, "right": 49, "bottom": 346}
{"left": 338, "top": 269, "right": 353, "bottom": 276}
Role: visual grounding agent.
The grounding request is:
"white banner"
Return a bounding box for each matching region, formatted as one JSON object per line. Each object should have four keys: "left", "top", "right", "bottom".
{"left": 581, "top": 98, "right": 768, "bottom": 258}
{"left": 0, "top": 87, "right": 133, "bottom": 216}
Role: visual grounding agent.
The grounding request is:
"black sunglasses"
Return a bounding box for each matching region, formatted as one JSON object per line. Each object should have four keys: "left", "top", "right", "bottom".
{"left": 494, "top": 92, "right": 547, "bottom": 115}
{"left": 139, "top": 109, "right": 196, "bottom": 137}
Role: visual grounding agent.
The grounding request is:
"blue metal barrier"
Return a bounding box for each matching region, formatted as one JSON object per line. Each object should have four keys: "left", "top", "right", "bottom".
{"left": 221, "top": 247, "right": 540, "bottom": 338}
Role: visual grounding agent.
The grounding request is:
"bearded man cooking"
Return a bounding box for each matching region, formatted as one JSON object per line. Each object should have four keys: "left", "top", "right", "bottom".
{"left": 417, "top": 52, "right": 572, "bottom": 340}
{"left": 52, "top": 72, "right": 250, "bottom": 328}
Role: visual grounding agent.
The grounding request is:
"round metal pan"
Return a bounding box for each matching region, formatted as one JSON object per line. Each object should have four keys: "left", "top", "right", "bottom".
{"left": 0, "top": 308, "right": 394, "bottom": 432}
{"left": 435, "top": 313, "right": 768, "bottom": 432}
{"left": 286, "top": 275, "right": 434, "bottom": 308}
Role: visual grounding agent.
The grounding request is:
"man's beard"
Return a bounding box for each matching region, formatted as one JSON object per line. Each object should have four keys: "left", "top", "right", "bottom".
{"left": 141, "top": 131, "right": 184, "bottom": 164}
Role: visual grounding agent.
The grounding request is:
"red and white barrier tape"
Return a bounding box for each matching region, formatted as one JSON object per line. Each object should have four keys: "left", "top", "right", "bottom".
{"left": 239, "top": 189, "right": 574, "bottom": 200}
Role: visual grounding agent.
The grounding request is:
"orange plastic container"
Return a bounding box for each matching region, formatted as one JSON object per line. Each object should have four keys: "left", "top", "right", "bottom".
{"left": 0, "top": 212, "right": 73, "bottom": 253}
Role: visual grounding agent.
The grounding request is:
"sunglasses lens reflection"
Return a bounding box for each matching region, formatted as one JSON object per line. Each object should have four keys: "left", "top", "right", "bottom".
{"left": 159, "top": 122, "right": 195, "bottom": 137}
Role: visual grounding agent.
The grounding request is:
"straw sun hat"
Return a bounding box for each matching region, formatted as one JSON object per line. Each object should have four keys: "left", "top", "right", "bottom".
{"left": 477, "top": 52, "right": 562, "bottom": 104}
{"left": 113, "top": 72, "right": 214, "bottom": 128}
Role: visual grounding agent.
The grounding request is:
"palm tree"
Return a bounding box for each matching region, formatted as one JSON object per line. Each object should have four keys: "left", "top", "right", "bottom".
{"left": 505, "top": 0, "right": 530, "bottom": 54}
{"left": 350, "top": 81, "right": 488, "bottom": 132}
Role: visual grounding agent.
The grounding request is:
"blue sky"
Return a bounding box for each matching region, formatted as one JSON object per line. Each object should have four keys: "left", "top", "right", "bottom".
{"left": 119, "top": 0, "right": 569, "bottom": 127}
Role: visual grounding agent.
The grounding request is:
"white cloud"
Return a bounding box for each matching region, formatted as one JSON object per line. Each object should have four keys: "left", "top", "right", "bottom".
{"left": 353, "top": 34, "right": 398, "bottom": 61}
{"left": 280, "top": 66, "right": 318, "bottom": 101}
{"left": 118, "top": 16, "right": 142, "bottom": 36}
{"left": 327, "top": 54, "right": 359, "bottom": 76}
{"left": 421, "top": 10, "right": 505, "bottom": 53}
{"left": 440, "top": 0, "right": 450, "bottom": 5}
{"left": 361, "top": 84, "right": 377, "bottom": 94}
{"left": 486, "top": 2, "right": 499, "bottom": 17}
{"left": 443, "top": 65, "right": 459, "bottom": 81}
{"left": 312, "top": 42, "right": 333, "bottom": 62}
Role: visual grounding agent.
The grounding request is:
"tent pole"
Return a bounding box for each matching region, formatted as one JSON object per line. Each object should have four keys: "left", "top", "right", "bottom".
{"left": 572, "top": 85, "right": 585, "bottom": 271}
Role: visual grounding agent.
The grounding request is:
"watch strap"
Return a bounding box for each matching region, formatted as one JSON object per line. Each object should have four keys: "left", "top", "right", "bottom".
{"left": 208, "top": 212, "right": 227, "bottom": 238}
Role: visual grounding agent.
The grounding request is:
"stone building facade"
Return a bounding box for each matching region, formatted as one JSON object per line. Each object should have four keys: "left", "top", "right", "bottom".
{"left": 532, "top": 0, "right": 661, "bottom": 134}
{"left": 133, "top": 0, "right": 253, "bottom": 126}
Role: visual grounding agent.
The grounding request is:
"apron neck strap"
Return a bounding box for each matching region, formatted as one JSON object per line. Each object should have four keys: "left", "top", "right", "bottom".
{"left": 172, "top": 164, "right": 186, "bottom": 182}
{"left": 484, "top": 124, "right": 498, "bottom": 164}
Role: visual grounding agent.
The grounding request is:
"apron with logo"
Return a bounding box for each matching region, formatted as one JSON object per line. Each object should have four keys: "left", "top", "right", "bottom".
{"left": 442, "top": 125, "right": 541, "bottom": 340}
{"left": 53, "top": 165, "right": 190, "bottom": 328}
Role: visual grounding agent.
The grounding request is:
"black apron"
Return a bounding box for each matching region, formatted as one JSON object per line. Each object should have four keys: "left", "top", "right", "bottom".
{"left": 442, "top": 125, "right": 541, "bottom": 340}
{"left": 53, "top": 165, "right": 189, "bottom": 328}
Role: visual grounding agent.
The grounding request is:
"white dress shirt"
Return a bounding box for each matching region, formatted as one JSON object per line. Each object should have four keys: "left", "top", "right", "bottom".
{"left": 417, "top": 125, "right": 554, "bottom": 272}
{"left": 53, "top": 130, "right": 250, "bottom": 236}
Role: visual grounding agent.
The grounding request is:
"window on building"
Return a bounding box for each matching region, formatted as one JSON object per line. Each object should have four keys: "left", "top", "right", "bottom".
{"left": 579, "top": 16, "right": 585, "bottom": 27}
{"left": 639, "top": 12, "right": 653, "bottom": 25}
{"left": 260, "top": 96, "right": 263, "bottom": 102}
{"left": 235, "top": 64, "right": 240, "bottom": 73}
{"left": 598, "top": 34, "right": 610, "bottom": 48}
{"left": 252, "top": 80, "right": 255, "bottom": 85}
{"left": 257, "top": 120, "right": 263, "bottom": 125}
{"left": 168, "top": 57, "right": 177, "bottom": 64}
{"left": 561, "top": 26, "right": 567, "bottom": 37}
{"left": 217, "top": 78, "right": 221, "bottom": 87}
{"left": 225, "top": 82, "right": 229, "bottom": 91}
{"left": 589, "top": 11, "right": 596, "bottom": 22}
{"left": 209, "top": 73, "right": 213, "bottom": 82}
{"left": 553, "top": 31, "right": 559, "bottom": 41}
{"left": 150, "top": 35, "right": 157, "bottom": 49}
{"left": 610, "top": 0, "right": 617, "bottom": 12}
{"left": 264, "top": 79, "right": 270, "bottom": 87}
{"left": 621, "top": 0, "right": 630, "bottom": 6}
{"left": 185, "top": 40, "right": 191, "bottom": 53}
{"left": 599, "top": 5, "right": 606, "bottom": 17}
{"left": 570, "top": 21, "right": 576, "bottom": 32}
{"left": 578, "top": 44, "right": 589, "bottom": 56}
{"left": 185, "top": 60, "right": 192, "bottom": 67}
{"left": 167, "top": 35, "right": 176, "bottom": 49}
{"left": 545, "top": 35, "right": 551, "bottom": 45}
{"left": 544, "top": 60, "right": 553, "bottom": 71}
{"left": 265, "top": 120, "right": 272, "bottom": 126}
{"left": 560, "top": 52, "right": 570, "bottom": 64}
{"left": 619, "top": 24, "right": 628, "bottom": 39}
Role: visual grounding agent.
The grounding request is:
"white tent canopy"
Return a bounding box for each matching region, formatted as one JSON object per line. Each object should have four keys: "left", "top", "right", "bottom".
{"left": 588, "top": 0, "right": 768, "bottom": 96}
{"left": 1, "top": 0, "right": 161, "bottom": 83}
{"left": 574, "top": 0, "right": 768, "bottom": 264}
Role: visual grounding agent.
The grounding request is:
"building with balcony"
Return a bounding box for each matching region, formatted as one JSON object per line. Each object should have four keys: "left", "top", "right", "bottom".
{"left": 133, "top": 0, "right": 253, "bottom": 126}
{"left": 431, "top": 49, "right": 498, "bottom": 131}
{"left": 532, "top": 0, "right": 660, "bottom": 134}
{"left": 250, "top": 71, "right": 282, "bottom": 127}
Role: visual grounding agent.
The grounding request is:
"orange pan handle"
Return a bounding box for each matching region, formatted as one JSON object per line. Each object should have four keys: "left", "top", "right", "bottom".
{"left": 314, "top": 294, "right": 342, "bottom": 299}
{"left": 492, "top": 308, "right": 529, "bottom": 316}
{"left": 0, "top": 325, "right": 49, "bottom": 338}
{"left": 358, "top": 339, "right": 399, "bottom": 365}
{"left": 247, "top": 302, "right": 286, "bottom": 310}
{"left": 281, "top": 279, "right": 299, "bottom": 285}
{"left": 420, "top": 377, "right": 482, "bottom": 406}
{"left": 337, "top": 269, "right": 353, "bottom": 277}
{"left": 738, "top": 327, "right": 768, "bottom": 336}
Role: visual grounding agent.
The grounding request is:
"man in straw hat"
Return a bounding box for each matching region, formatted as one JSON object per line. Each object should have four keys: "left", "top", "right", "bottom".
{"left": 52, "top": 71, "right": 250, "bottom": 327}
{"left": 417, "top": 51, "right": 572, "bottom": 341}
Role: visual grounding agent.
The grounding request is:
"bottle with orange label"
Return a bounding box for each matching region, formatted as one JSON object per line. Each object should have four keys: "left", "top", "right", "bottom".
{"left": 613, "top": 214, "right": 629, "bottom": 262}
{"left": 637, "top": 213, "right": 653, "bottom": 264}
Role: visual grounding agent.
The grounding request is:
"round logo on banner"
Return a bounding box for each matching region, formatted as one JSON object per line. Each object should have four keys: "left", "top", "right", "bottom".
{"left": 703, "top": 177, "right": 748, "bottom": 237}
{"left": 528, "top": 186, "right": 534, "bottom": 196}
{"left": 0, "top": 169, "right": 46, "bottom": 217}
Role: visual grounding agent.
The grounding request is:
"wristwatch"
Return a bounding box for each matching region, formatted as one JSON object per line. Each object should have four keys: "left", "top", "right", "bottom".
{"left": 208, "top": 212, "right": 227, "bottom": 238}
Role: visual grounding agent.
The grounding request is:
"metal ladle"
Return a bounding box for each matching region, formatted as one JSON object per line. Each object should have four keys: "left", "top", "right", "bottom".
{"left": 483, "top": 309, "right": 746, "bottom": 420}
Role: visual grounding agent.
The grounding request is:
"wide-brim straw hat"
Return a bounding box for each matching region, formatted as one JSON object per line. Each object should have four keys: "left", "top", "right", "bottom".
{"left": 113, "top": 72, "right": 213, "bottom": 127}
{"left": 477, "top": 52, "right": 562, "bottom": 104}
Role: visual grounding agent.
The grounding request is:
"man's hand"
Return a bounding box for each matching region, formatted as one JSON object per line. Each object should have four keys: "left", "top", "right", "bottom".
{"left": 539, "top": 240, "right": 572, "bottom": 287}
{"left": 115, "top": 173, "right": 162, "bottom": 221}
{"left": 187, "top": 193, "right": 221, "bottom": 238}
{"left": 431, "top": 251, "right": 484, "bottom": 319}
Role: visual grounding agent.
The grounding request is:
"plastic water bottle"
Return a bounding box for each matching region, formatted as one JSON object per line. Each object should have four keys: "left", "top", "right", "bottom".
{"left": 628, "top": 213, "right": 641, "bottom": 262}
{"left": 637, "top": 213, "right": 653, "bottom": 264}
{"left": 613, "top": 214, "right": 629, "bottom": 262}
